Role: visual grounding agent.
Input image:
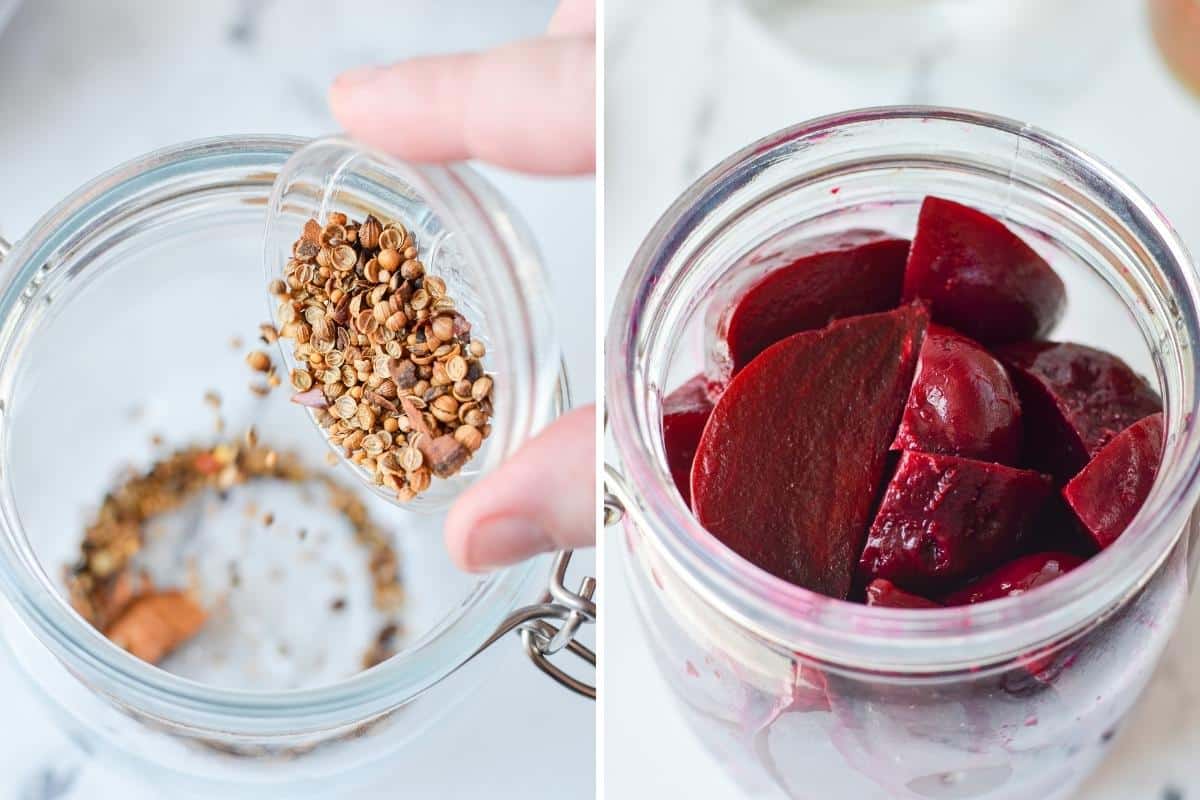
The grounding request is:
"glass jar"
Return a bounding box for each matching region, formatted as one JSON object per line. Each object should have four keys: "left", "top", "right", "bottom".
{"left": 0, "top": 136, "right": 590, "bottom": 797}
{"left": 605, "top": 108, "right": 1200, "bottom": 799}
{"left": 733, "top": 0, "right": 1127, "bottom": 113}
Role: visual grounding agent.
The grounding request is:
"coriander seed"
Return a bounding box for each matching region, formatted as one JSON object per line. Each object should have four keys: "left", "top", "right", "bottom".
{"left": 290, "top": 368, "right": 314, "bottom": 392}
{"left": 454, "top": 424, "right": 483, "bottom": 452}
{"left": 246, "top": 350, "right": 272, "bottom": 372}
{"left": 378, "top": 248, "right": 401, "bottom": 271}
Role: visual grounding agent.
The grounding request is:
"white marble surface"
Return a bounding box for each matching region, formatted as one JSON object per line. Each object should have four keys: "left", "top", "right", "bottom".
{"left": 604, "top": 1, "right": 1200, "bottom": 798}
{"left": 0, "top": 1, "right": 594, "bottom": 798}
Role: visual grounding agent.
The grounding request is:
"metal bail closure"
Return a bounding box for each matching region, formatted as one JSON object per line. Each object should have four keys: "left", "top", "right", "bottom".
{"left": 475, "top": 550, "right": 597, "bottom": 699}
{"left": 603, "top": 462, "right": 631, "bottom": 527}
{"left": 0, "top": 235, "right": 11, "bottom": 261}
{"left": 601, "top": 410, "right": 629, "bottom": 528}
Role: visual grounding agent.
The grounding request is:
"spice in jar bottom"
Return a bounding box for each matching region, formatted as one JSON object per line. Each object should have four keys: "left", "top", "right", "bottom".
{"left": 65, "top": 433, "right": 406, "bottom": 670}
{"left": 272, "top": 213, "right": 494, "bottom": 502}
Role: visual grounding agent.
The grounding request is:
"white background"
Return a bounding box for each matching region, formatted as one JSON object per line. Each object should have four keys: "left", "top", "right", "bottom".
{"left": 605, "top": 1, "right": 1200, "bottom": 798}
{"left": 0, "top": 1, "right": 594, "bottom": 798}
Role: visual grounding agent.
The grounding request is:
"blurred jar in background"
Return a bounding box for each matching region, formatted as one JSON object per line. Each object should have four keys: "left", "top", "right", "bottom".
{"left": 1151, "top": 0, "right": 1200, "bottom": 96}
{"left": 738, "top": 0, "right": 1131, "bottom": 115}
{"left": 0, "top": 0, "right": 19, "bottom": 35}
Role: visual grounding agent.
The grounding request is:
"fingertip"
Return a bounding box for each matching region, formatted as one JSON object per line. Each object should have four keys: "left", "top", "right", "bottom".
{"left": 442, "top": 520, "right": 477, "bottom": 573}
{"left": 547, "top": 0, "right": 595, "bottom": 36}
{"left": 451, "top": 513, "right": 555, "bottom": 573}
{"left": 443, "top": 406, "right": 597, "bottom": 572}
{"left": 445, "top": 484, "right": 554, "bottom": 572}
{"left": 444, "top": 489, "right": 484, "bottom": 571}
{"left": 328, "top": 67, "right": 375, "bottom": 136}
{"left": 331, "top": 65, "right": 384, "bottom": 93}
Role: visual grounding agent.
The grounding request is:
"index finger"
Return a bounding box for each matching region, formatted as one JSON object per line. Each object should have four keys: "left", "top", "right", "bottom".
{"left": 329, "top": 35, "right": 595, "bottom": 176}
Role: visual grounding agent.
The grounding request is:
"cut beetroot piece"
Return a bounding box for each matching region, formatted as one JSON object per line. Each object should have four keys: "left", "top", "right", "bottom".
{"left": 857, "top": 451, "right": 1053, "bottom": 594}
{"left": 662, "top": 374, "right": 715, "bottom": 505}
{"left": 709, "top": 230, "right": 909, "bottom": 390}
{"left": 864, "top": 579, "right": 942, "bottom": 609}
{"left": 942, "top": 552, "right": 1086, "bottom": 606}
{"left": 691, "top": 304, "right": 928, "bottom": 598}
{"left": 893, "top": 324, "right": 1022, "bottom": 465}
{"left": 902, "top": 196, "right": 1066, "bottom": 345}
{"left": 1063, "top": 413, "right": 1164, "bottom": 550}
{"left": 996, "top": 341, "right": 1161, "bottom": 482}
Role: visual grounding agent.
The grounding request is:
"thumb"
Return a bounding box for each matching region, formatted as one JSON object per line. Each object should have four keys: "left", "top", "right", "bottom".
{"left": 444, "top": 405, "right": 596, "bottom": 572}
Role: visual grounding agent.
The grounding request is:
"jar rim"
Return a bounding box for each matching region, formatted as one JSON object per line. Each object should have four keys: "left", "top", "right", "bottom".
{"left": 606, "top": 106, "right": 1200, "bottom": 672}
{"left": 0, "top": 135, "right": 553, "bottom": 732}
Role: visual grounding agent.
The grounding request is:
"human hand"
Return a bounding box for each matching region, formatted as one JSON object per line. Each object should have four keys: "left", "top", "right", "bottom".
{"left": 329, "top": 0, "right": 596, "bottom": 571}
{"left": 329, "top": 0, "right": 594, "bottom": 176}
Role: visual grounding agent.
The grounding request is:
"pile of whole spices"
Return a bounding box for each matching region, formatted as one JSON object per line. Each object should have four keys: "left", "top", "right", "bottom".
{"left": 271, "top": 213, "right": 494, "bottom": 502}
{"left": 66, "top": 434, "right": 405, "bottom": 669}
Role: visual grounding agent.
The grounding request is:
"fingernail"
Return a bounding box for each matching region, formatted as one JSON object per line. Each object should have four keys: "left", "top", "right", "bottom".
{"left": 465, "top": 515, "right": 552, "bottom": 571}
{"left": 333, "top": 65, "right": 384, "bottom": 90}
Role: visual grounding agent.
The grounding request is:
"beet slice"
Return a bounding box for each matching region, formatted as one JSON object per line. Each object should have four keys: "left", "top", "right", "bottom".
{"left": 1063, "top": 413, "right": 1164, "bottom": 550}
{"left": 893, "top": 324, "right": 1022, "bottom": 465}
{"left": 864, "top": 579, "right": 941, "bottom": 609}
{"left": 996, "top": 341, "right": 1161, "bottom": 482}
{"left": 857, "top": 451, "right": 1053, "bottom": 594}
{"left": 708, "top": 230, "right": 909, "bottom": 391}
{"left": 691, "top": 304, "right": 928, "bottom": 598}
{"left": 662, "top": 374, "right": 715, "bottom": 506}
{"left": 902, "top": 196, "right": 1066, "bottom": 345}
{"left": 942, "top": 552, "right": 1085, "bottom": 605}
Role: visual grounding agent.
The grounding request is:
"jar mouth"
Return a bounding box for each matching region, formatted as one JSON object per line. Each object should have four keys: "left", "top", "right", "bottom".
{"left": 0, "top": 136, "right": 558, "bottom": 733}
{"left": 607, "top": 106, "right": 1200, "bottom": 672}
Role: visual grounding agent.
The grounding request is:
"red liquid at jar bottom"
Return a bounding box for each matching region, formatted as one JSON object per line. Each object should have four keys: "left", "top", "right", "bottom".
{"left": 626, "top": 519, "right": 1190, "bottom": 800}
{"left": 1151, "top": 0, "right": 1200, "bottom": 96}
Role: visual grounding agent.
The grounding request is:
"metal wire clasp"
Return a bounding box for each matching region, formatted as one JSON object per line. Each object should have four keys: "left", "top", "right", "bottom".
{"left": 475, "top": 550, "right": 597, "bottom": 699}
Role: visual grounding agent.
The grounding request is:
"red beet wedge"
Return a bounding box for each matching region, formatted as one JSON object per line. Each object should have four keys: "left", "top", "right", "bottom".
{"left": 997, "top": 342, "right": 1161, "bottom": 482}
{"left": 708, "top": 230, "right": 909, "bottom": 391}
{"left": 942, "top": 552, "right": 1086, "bottom": 606}
{"left": 893, "top": 324, "right": 1023, "bottom": 465}
{"left": 902, "top": 197, "right": 1066, "bottom": 345}
{"left": 857, "top": 451, "right": 1053, "bottom": 594}
{"left": 865, "top": 579, "right": 941, "bottom": 609}
{"left": 1063, "top": 413, "right": 1164, "bottom": 550}
{"left": 662, "top": 374, "right": 715, "bottom": 506}
{"left": 691, "top": 304, "right": 928, "bottom": 598}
